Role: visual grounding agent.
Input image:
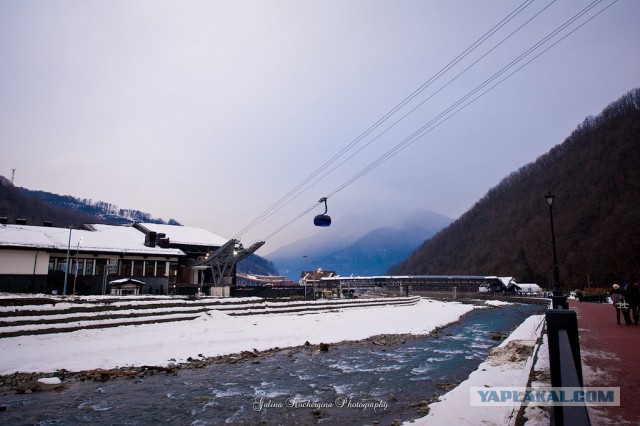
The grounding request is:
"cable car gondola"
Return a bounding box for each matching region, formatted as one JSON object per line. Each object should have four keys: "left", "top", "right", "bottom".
{"left": 314, "top": 197, "right": 331, "bottom": 227}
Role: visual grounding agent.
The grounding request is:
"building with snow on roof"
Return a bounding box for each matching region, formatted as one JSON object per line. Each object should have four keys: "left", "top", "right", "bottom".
{"left": 0, "top": 221, "right": 263, "bottom": 296}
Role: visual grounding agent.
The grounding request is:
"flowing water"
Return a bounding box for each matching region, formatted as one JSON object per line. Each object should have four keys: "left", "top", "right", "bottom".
{"left": 0, "top": 301, "right": 545, "bottom": 425}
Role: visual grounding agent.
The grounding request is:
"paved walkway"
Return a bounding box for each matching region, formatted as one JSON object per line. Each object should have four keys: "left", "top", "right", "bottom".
{"left": 569, "top": 299, "right": 640, "bottom": 425}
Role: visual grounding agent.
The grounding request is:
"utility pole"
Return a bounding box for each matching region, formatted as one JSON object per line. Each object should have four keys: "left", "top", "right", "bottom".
{"left": 63, "top": 228, "right": 72, "bottom": 296}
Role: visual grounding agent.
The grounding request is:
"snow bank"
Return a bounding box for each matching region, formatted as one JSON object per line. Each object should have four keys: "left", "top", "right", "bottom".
{"left": 0, "top": 298, "right": 473, "bottom": 375}
{"left": 412, "top": 314, "right": 545, "bottom": 425}
{"left": 37, "top": 377, "right": 62, "bottom": 385}
{"left": 485, "top": 300, "right": 513, "bottom": 307}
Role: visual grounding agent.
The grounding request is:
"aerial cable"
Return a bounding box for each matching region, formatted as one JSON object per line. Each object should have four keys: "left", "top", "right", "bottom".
{"left": 261, "top": 202, "right": 319, "bottom": 241}
{"left": 235, "top": 0, "right": 534, "bottom": 239}
{"left": 259, "top": 0, "right": 617, "bottom": 241}
{"left": 284, "top": 0, "right": 560, "bottom": 201}
{"left": 326, "top": 0, "right": 609, "bottom": 199}
{"left": 390, "top": 0, "right": 621, "bottom": 169}
{"left": 443, "top": 0, "right": 621, "bottom": 124}
{"left": 233, "top": 0, "right": 537, "bottom": 239}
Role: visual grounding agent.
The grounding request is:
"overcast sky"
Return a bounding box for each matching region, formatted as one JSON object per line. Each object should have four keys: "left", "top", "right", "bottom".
{"left": 1, "top": 0, "right": 639, "bottom": 254}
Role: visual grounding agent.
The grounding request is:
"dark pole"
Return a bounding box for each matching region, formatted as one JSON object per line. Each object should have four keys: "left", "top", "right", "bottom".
{"left": 63, "top": 227, "right": 72, "bottom": 296}
{"left": 548, "top": 201, "right": 560, "bottom": 292}
{"left": 545, "top": 192, "right": 566, "bottom": 308}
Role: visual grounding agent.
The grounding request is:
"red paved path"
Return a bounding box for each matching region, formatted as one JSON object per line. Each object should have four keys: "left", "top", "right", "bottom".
{"left": 569, "top": 299, "right": 640, "bottom": 425}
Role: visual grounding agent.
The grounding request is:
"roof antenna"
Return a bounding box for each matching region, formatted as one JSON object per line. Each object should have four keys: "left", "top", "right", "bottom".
{"left": 313, "top": 197, "right": 332, "bottom": 227}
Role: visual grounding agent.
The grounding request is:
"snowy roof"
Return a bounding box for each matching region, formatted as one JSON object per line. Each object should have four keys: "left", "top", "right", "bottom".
{"left": 320, "top": 275, "right": 509, "bottom": 281}
{"left": 135, "top": 223, "right": 228, "bottom": 247}
{"left": 515, "top": 283, "right": 543, "bottom": 292}
{"left": 0, "top": 224, "right": 184, "bottom": 257}
{"left": 109, "top": 278, "right": 145, "bottom": 286}
{"left": 498, "top": 277, "right": 516, "bottom": 286}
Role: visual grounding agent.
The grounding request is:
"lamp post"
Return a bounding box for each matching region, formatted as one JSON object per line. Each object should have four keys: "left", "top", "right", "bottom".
{"left": 303, "top": 255, "right": 308, "bottom": 298}
{"left": 72, "top": 237, "right": 83, "bottom": 295}
{"left": 545, "top": 192, "right": 566, "bottom": 308}
{"left": 63, "top": 227, "right": 72, "bottom": 296}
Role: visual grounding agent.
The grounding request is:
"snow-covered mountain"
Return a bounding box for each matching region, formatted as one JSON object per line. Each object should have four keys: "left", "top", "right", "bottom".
{"left": 267, "top": 209, "right": 452, "bottom": 280}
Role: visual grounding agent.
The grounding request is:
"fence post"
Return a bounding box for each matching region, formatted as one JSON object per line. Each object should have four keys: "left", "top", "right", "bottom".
{"left": 546, "top": 309, "right": 590, "bottom": 425}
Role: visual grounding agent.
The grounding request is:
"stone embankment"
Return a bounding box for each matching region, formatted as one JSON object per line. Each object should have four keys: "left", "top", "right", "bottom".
{"left": 0, "top": 295, "right": 420, "bottom": 338}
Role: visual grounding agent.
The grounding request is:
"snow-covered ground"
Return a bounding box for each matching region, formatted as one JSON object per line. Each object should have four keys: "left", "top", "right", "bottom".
{"left": 0, "top": 297, "right": 477, "bottom": 375}
{"left": 410, "top": 314, "right": 546, "bottom": 425}
{"left": 484, "top": 299, "right": 514, "bottom": 307}
{"left": 523, "top": 333, "right": 552, "bottom": 425}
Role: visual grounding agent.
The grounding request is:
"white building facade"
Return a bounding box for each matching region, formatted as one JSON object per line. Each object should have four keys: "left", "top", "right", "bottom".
{"left": 0, "top": 222, "right": 230, "bottom": 296}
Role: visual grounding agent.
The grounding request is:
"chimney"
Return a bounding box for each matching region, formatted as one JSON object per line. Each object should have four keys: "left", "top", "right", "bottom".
{"left": 43, "top": 220, "right": 53, "bottom": 227}
{"left": 157, "top": 237, "right": 170, "bottom": 248}
{"left": 15, "top": 218, "right": 27, "bottom": 225}
{"left": 145, "top": 231, "right": 157, "bottom": 247}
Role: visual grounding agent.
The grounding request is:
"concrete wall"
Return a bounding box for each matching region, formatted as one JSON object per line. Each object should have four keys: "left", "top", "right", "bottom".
{"left": 0, "top": 250, "right": 50, "bottom": 275}
{"left": 210, "top": 286, "right": 231, "bottom": 297}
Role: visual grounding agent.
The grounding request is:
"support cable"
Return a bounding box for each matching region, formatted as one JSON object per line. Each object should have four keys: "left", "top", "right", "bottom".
{"left": 325, "top": 0, "right": 607, "bottom": 199}
{"left": 259, "top": 0, "right": 617, "bottom": 242}
{"left": 233, "top": 0, "right": 538, "bottom": 239}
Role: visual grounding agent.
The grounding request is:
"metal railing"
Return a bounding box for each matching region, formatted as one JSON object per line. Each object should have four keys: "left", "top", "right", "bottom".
{"left": 546, "top": 307, "right": 591, "bottom": 425}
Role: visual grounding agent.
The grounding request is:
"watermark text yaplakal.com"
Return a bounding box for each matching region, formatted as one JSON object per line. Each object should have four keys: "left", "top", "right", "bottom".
{"left": 253, "top": 396, "right": 388, "bottom": 412}
{"left": 470, "top": 387, "right": 620, "bottom": 407}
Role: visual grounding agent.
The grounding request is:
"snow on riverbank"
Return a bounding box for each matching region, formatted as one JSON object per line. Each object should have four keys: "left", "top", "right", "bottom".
{"left": 485, "top": 299, "right": 513, "bottom": 307}
{"left": 411, "top": 314, "right": 546, "bottom": 425}
{"left": 0, "top": 298, "right": 474, "bottom": 375}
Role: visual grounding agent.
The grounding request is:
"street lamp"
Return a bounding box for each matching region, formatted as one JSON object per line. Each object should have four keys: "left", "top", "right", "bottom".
{"left": 72, "top": 237, "right": 83, "bottom": 295}
{"left": 545, "top": 192, "right": 562, "bottom": 300}
{"left": 303, "top": 255, "right": 308, "bottom": 298}
{"left": 63, "top": 227, "right": 72, "bottom": 296}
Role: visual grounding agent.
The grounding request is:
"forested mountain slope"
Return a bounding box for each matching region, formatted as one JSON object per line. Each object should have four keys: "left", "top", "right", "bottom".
{"left": 391, "top": 89, "right": 640, "bottom": 289}
{"left": 0, "top": 177, "right": 99, "bottom": 227}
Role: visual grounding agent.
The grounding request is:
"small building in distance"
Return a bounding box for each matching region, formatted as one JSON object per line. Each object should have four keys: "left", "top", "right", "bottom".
{"left": 299, "top": 269, "right": 337, "bottom": 298}
{"left": 509, "top": 282, "right": 543, "bottom": 296}
{"left": 108, "top": 278, "right": 145, "bottom": 296}
{"left": 314, "top": 275, "right": 514, "bottom": 296}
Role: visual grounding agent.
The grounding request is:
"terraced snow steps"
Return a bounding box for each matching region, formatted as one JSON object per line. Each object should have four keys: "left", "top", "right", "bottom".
{"left": 0, "top": 295, "right": 420, "bottom": 338}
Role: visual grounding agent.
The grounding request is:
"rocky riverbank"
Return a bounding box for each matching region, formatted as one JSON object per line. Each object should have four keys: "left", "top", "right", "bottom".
{"left": 0, "top": 298, "right": 495, "bottom": 396}
{"left": 0, "top": 331, "right": 447, "bottom": 395}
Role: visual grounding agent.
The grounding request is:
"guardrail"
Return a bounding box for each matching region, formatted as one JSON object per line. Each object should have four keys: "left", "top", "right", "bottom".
{"left": 546, "top": 307, "right": 591, "bottom": 425}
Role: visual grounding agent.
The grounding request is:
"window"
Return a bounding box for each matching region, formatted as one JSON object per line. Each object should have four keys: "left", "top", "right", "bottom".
{"left": 169, "top": 262, "right": 178, "bottom": 276}
{"left": 144, "top": 261, "right": 155, "bottom": 277}
{"left": 85, "top": 259, "right": 94, "bottom": 275}
{"left": 133, "top": 261, "right": 144, "bottom": 276}
{"left": 96, "top": 259, "right": 108, "bottom": 275}
{"left": 156, "top": 261, "right": 167, "bottom": 277}
{"left": 120, "top": 260, "right": 132, "bottom": 276}
{"left": 56, "top": 258, "right": 68, "bottom": 273}
{"left": 74, "top": 260, "right": 84, "bottom": 275}
{"left": 48, "top": 258, "right": 55, "bottom": 271}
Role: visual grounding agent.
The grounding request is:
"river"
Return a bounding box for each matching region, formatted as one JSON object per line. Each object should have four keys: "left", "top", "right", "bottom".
{"left": 0, "top": 301, "right": 545, "bottom": 425}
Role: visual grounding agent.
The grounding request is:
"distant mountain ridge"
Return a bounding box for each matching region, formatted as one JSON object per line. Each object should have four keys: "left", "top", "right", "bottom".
{"left": 391, "top": 88, "right": 640, "bottom": 288}
{"left": 17, "top": 188, "right": 181, "bottom": 226}
{"left": 0, "top": 177, "right": 100, "bottom": 227}
{"left": 0, "top": 179, "right": 277, "bottom": 276}
{"left": 268, "top": 209, "right": 452, "bottom": 280}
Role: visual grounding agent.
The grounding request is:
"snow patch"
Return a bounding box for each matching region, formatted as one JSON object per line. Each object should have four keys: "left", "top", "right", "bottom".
{"left": 0, "top": 298, "right": 474, "bottom": 375}
{"left": 410, "top": 314, "right": 545, "bottom": 425}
